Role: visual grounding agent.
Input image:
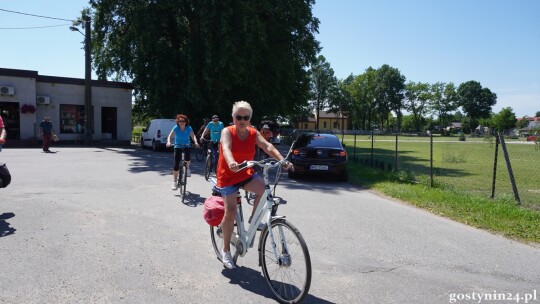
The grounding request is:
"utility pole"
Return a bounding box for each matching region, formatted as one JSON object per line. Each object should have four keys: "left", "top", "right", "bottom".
{"left": 70, "top": 16, "right": 92, "bottom": 145}
{"left": 84, "top": 16, "right": 92, "bottom": 145}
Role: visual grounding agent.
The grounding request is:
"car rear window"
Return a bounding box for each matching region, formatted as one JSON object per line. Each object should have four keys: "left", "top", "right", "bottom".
{"left": 296, "top": 134, "right": 341, "bottom": 148}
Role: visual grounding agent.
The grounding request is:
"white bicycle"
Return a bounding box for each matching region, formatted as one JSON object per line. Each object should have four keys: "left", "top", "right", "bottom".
{"left": 209, "top": 158, "right": 312, "bottom": 304}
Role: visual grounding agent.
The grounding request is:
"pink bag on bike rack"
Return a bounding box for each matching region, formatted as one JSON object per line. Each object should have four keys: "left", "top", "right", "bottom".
{"left": 203, "top": 195, "right": 225, "bottom": 226}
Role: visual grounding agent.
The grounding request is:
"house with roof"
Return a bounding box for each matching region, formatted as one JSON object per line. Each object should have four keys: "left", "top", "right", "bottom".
{"left": 0, "top": 67, "right": 133, "bottom": 146}
{"left": 517, "top": 116, "right": 540, "bottom": 135}
{"left": 294, "top": 110, "right": 349, "bottom": 132}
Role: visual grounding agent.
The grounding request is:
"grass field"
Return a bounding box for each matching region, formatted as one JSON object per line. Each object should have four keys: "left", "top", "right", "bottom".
{"left": 343, "top": 134, "right": 540, "bottom": 210}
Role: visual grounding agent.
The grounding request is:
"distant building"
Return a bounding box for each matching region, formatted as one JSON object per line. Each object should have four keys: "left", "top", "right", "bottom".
{"left": 517, "top": 116, "right": 540, "bottom": 135}
{"left": 294, "top": 110, "right": 349, "bottom": 132}
{"left": 0, "top": 67, "right": 133, "bottom": 145}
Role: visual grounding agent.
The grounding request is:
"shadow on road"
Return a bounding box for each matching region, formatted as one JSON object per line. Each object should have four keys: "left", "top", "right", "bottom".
{"left": 0, "top": 212, "right": 16, "bottom": 237}
{"left": 222, "top": 266, "right": 335, "bottom": 304}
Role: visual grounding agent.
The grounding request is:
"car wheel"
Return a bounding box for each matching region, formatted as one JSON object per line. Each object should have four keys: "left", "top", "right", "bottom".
{"left": 140, "top": 137, "right": 144, "bottom": 148}
{"left": 339, "top": 171, "right": 348, "bottom": 182}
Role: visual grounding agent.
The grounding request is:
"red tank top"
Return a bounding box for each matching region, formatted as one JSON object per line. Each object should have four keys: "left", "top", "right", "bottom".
{"left": 216, "top": 126, "right": 257, "bottom": 187}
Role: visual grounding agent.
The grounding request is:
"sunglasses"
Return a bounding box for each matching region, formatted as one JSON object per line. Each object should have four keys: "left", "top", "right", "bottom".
{"left": 178, "top": 120, "right": 186, "bottom": 123}
{"left": 234, "top": 115, "right": 251, "bottom": 121}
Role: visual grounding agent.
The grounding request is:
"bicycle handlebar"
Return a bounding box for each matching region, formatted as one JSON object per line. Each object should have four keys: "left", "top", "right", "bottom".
{"left": 237, "top": 158, "right": 289, "bottom": 171}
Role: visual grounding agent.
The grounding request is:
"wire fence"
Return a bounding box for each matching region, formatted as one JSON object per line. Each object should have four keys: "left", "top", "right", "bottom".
{"left": 343, "top": 131, "right": 540, "bottom": 210}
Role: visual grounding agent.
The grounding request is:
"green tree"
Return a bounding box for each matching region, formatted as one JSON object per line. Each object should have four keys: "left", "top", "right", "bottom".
{"left": 536, "top": 111, "right": 540, "bottom": 118}
{"left": 90, "top": 0, "right": 320, "bottom": 123}
{"left": 430, "top": 82, "right": 458, "bottom": 129}
{"left": 347, "top": 67, "right": 377, "bottom": 130}
{"left": 309, "top": 55, "right": 337, "bottom": 129}
{"left": 491, "top": 107, "right": 517, "bottom": 133}
{"left": 374, "top": 64, "right": 406, "bottom": 131}
{"left": 327, "top": 75, "right": 354, "bottom": 131}
{"left": 404, "top": 81, "right": 430, "bottom": 132}
{"left": 457, "top": 80, "right": 497, "bottom": 131}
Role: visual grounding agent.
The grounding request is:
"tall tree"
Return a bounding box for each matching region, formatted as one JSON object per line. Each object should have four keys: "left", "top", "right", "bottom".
{"left": 347, "top": 67, "right": 377, "bottom": 130}
{"left": 309, "top": 55, "right": 336, "bottom": 129}
{"left": 404, "top": 81, "right": 430, "bottom": 131}
{"left": 429, "top": 82, "right": 458, "bottom": 129}
{"left": 492, "top": 107, "right": 517, "bottom": 133}
{"left": 374, "top": 64, "right": 406, "bottom": 131}
{"left": 89, "top": 0, "right": 320, "bottom": 123}
{"left": 457, "top": 80, "right": 497, "bottom": 130}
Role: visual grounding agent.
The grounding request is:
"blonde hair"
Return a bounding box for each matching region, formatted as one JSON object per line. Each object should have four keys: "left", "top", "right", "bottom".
{"left": 232, "top": 100, "right": 253, "bottom": 117}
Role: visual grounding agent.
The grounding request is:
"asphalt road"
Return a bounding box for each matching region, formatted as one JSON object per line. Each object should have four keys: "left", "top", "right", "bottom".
{"left": 1, "top": 146, "right": 539, "bottom": 304}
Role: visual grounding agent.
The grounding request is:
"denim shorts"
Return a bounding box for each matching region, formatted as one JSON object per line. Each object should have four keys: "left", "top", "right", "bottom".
{"left": 218, "top": 173, "right": 259, "bottom": 196}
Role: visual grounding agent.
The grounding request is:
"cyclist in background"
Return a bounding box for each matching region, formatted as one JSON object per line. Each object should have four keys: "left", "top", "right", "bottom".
{"left": 200, "top": 114, "right": 224, "bottom": 157}
{"left": 258, "top": 124, "right": 273, "bottom": 159}
{"left": 166, "top": 114, "right": 199, "bottom": 190}
{"left": 196, "top": 117, "right": 210, "bottom": 145}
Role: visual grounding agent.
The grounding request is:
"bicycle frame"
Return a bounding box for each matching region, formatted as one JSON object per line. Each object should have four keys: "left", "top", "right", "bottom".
{"left": 217, "top": 160, "right": 287, "bottom": 259}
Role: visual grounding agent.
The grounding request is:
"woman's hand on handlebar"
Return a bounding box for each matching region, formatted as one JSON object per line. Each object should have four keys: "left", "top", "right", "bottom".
{"left": 228, "top": 161, "right": 240, "bottom": 172}
{"left": 281, "top": 160, "right": 294, "bottom": 171}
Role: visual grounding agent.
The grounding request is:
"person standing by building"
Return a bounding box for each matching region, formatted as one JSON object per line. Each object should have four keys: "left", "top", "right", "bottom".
{"left": 39, "top": 116, "right": 55, "bottom": 153}
{"left": 166, "top": 114, "right": 199, "bottom": 190}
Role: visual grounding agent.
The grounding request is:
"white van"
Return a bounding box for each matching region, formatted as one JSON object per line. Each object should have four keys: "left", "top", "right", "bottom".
{"left": 141, "top": 119, "right": 177, "bottom": 151}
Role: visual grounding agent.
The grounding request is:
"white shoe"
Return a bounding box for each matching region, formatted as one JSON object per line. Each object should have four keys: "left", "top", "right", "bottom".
{"left": 222, "top": 250, "right": 236, "bottom": 269}
{"left": 186, "top": 169, "right": 191, "bottom": 177}
{"left": 171, "top": 182, "right": 178, "bottom": 190}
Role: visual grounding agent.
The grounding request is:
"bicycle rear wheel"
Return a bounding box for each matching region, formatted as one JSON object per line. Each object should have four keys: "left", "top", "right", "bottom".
{"left": 210, "top": 225, "right": 238, "bottom": 265}
{"left": 204, "top": 154, "right": 212, "bottom": 181}
{"left": 179, "top": 164, "right": 187, "bottom": 202}
{"left": 260, "top": 218, "right": 311, "bottom": 304}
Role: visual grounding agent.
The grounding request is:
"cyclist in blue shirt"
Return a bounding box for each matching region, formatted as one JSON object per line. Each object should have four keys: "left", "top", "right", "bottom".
{"left": 166, "top": 114, "right": 199, "bottom": 190}
{"left": 200, "top": 114, "right": 224, "bottom": 157}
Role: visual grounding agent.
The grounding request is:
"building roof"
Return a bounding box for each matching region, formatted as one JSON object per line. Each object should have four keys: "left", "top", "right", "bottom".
{"left": 0, "top": 67, "right": 133, "bottom": 89}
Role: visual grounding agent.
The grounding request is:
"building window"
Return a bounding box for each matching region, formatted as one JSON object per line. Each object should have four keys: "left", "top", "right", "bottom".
{"left": 60, "top": 104, "right": 85, "bottom": 133}
{"left": 323, "top": 121, "right": 327, "bottom": 129}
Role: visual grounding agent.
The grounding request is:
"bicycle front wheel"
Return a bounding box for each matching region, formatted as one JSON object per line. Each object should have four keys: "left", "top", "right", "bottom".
{"left": 179, "top": 164, "right": 187, "bottom": 202}
{"left": 210, "top": 225, "right": 238, "bottom": 265}
{"left": 260, "top": 218, "right": 311, "bottom": 304}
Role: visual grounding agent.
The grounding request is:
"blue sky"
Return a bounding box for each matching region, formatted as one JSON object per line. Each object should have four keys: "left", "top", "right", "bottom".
{"left": 1, "top": 0, "right": 538, "bottom": 117}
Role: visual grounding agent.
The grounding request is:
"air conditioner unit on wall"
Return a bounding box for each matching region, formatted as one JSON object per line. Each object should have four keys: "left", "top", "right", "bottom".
{"left": 0, "top": 86, "right": 15, "bottom": 96}
{"left": 36, "top": 96, "right": 51, "bottom": 105}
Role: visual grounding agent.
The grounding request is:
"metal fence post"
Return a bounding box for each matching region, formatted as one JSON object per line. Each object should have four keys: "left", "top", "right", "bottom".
{"left": 491, "top": 134, "right": 500, "bottom": 199}
{"left": 498, "top": 132, "right": 521, "bottom": 205}
{"left": 395, "top": 132, "right": 398, "bottom": 172}
{"left": 370, "top": 131, "right": 374, "bottom": 168}
{"left": 430, "top": 133, "right": 433, "bottom": 187}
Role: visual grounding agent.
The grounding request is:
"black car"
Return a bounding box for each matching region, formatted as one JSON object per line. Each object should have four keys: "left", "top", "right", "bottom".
{"left": 288, "top": 133, "right": 348, "bottom": 181}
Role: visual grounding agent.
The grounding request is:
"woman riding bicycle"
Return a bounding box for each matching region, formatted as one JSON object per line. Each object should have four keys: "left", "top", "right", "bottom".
{"left": 216, "top": 101, "right": 291, "bottom": 269}
{"left": 166, "top": 114, "right": 199, "bottom": 190}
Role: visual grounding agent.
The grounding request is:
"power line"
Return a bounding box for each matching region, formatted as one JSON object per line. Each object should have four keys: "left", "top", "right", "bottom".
{"left": 0, "top": 24, "right": 72, "bottom": 30}
{"left": 0, "top": 8, "right": 75, "bottom": 22}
